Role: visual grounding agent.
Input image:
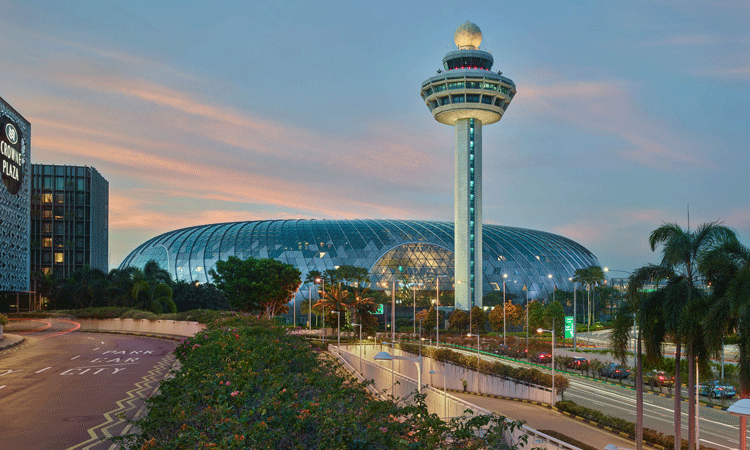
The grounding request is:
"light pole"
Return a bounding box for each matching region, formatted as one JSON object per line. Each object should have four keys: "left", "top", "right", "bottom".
{"left": 524, "top": 283, "right": 529, "bottom": 357}
{"left": 317, "top": 277, "right": 326, "bottom": 343}
{"left": 308, "top": 283, "right": 312, "bottom": 330}
{"left": 374, "top": 350, "right": 423, "bottom": 393}
{"left": 467, "top": 332, "right": 481, "bottom": 392}
{"left": 429, "top": 369, "right": 448, "bottom": 420}
{"left": 435, "top": 276, "right": 440, "bottom": 348}
{"left": 569, "top": 277, "right": 577, "bottom": 351}
{"left": 333, "top": 310, "right": 341, "bottom": 348}
{"left": 536, "top": 318, "right": 556, "bottom": 404}
{"left": 391, "top": 279, "right": 396, "bottom": 343}
{"left": 352, "top": 323, "right": 362, "bottom": 372}
{"left": 413, "top": 282, "right": 417, "bottom": 337}
{"left": 502, "top": 274, "right": 508, "bottom": 346}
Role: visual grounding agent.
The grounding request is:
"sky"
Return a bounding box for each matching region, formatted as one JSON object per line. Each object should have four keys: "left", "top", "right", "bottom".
{"left": 1, "top": 0, "right": 748, "bottom": 275}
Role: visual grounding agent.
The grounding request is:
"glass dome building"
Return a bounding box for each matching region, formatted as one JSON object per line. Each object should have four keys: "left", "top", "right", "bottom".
{"left": 119, "top": 219, "right": 600, "bottom": 303}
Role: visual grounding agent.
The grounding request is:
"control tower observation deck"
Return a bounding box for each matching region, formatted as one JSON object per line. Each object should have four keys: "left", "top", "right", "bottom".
{"left": 421, "top": 22, "right": 516, "bottom": 312}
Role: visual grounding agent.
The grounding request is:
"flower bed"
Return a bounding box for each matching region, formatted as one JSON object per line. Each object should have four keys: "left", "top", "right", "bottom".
{"left": 118, "top": 314, "right": 527, "bottom": 450}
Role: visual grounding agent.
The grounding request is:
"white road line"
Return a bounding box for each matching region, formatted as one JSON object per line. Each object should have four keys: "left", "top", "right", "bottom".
{"left": 86, "top": 337, "right": 95, "bottom": 340}
{"left": 35, "top": 367, "right": 52, "bottom": 373}
{"left": 70, "top": 355, "right": 80, "bottom": 360}
{"left": 700, "top": 437, "right": 734, "bottom": 449}
{"left": 93, "top": 347, "right": 100, "bottom": 351}
{"left": 101, "top": 342, "right": 105, "bottom": 345}
{"left": 0, "top": 385, "right": 5, "bottom": 389}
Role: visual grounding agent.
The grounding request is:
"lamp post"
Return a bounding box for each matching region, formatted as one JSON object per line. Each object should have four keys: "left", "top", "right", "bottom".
{"left": 391, "top": 279, "right": 397, "bottom": 343}
{"left": 308, "top": 283, "right": 312, "bottom": 330}
{"left": 569, "top": 277, "right": 577, "bottom": 351}
{"left": 436, "top": 276, "right": 440, "bottom": 348}
{"left": 467, "top": 333, "right": 481, "bottom": 392}
{"left": 536, "top": 318, "right": 556, "bottom": 404}
{"left": 352, "top": 323, "right": 362, "bottom": 372}
{"left": 502, "top": 274, "right": 508, "bottom": 346}
{"left": 524, "top": 283, "right": 529, "bottom": 357}
{"left": 413, "top": 282, "right": 417, "bottom": 337}
{"left": 429, "top": 369, "right": 448, "bottom": 420}
{"left": 317, "top": 277, "right": 326, "bottom": 343}
{"left": 374, "top": 350, "right": 423, "bottom": 393}
{"left": 333, "top": 310, "right": 341, "bottom": 348}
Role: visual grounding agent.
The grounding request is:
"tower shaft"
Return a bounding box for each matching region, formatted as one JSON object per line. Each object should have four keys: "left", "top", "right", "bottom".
{"left": 454, "top": 118, "right": 482, "bottom": 311}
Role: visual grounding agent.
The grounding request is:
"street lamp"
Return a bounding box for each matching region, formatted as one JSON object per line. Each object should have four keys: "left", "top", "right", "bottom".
{"left": 374, "top": 350, "right": 423, "bottom": 393}
{"left": 316, "top": 277, "right": 326, "bottom": 343}
{"left": 502, "top": 274, "right": 508, "bottom": 346}
{"left": 569, "top": 276, "right": 577, "bottom": 351}
{"left": 352, "top": 323, "right": 362, "bottom": 372}
{"left": 429, "top": 369, "right": 448, "bottom": 420}
{"left": 467, "top": 332, "right": 481, "bottom": 392}
{"left": 333, "top": 310, "right": 341, "bottom": 348}
{"left": 308, "top": 283, "right": 313, "bottom": 330}
{"left": 537, "top": 318, "right": 556, "bottom": 404}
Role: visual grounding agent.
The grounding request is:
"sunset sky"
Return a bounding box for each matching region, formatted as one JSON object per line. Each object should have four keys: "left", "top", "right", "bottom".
{"left": 2, "top": 0, "right": 748, "bottom": 274}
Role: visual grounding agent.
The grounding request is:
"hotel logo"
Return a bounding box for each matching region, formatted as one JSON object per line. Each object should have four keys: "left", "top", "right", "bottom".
{"left": 1, "top": 117, "right": 24, "bottom": 195}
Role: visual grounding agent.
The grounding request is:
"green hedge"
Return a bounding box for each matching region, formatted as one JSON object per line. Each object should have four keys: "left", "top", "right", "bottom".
{"left": 398, "top": 342, "right": 569, "bottom": 393}
{"left": 8, "top": 308, "right": 226, "bottom": 323}
{"left": 117, "top": 314, "right": 529, "bottom": 450}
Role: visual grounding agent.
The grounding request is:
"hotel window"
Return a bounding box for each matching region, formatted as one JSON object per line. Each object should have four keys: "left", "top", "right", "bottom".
{"left": 42, "top": 238, "right": 52, "bottom": 248}
{"left": 55, "top": 193, "right": 65, "bottom": 204}
{"left": 55, "top": 253, "right": 64, "bottom": 263}
{"left": 42, "top": 222, "right": 52, "bottom": 233}
{"left": 42, "top": 209, "right": 53, "bottom": 219}
{"left": 42, "top": 193, "right": 53, "bottom": 203}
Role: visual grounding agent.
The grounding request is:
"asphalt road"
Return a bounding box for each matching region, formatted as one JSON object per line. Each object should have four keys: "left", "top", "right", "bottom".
{"left": 471, "top": 347, "right": 747, "bottom": 450}
{"left": 0, "top": 319, "right": 178, "bottom": 450}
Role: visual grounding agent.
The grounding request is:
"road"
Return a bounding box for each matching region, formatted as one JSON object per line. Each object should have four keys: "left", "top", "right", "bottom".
{"left": 443, "top": 343, "right": 747, "bottom": 450}
{"left": 0, "top": 319, "right": 178, "bottom": 450}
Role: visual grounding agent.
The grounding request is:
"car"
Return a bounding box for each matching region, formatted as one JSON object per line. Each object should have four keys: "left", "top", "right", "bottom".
{"left": 508, "top": 347, "right": 528, "bottom": 358}
{"left": 567, "top": 357, "right": 590, "bottom": 370}
{"left": 531, "top": 352, "right": 552, "bottom": 364}
{"left": 699, "top": 380, "right": 736, "bottom": 399}
{"left": 642, "top": 370, "right": 674, "bottom": 387}
{"left": 492, "top": 344, "right": 510, "bottom": 356}
{"left": 600, "top": 363, "right": 630, "bottom": 379}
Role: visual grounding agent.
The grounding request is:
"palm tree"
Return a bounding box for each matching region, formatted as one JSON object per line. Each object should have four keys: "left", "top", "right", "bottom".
{"left": 701, "top": 237, "right": 750, "bottom": 398}
{"left": 647, "top": 220, "right": 735, "bottom": 450}
{"left": 314, "top": 284, "right": 352, "bottom": 334}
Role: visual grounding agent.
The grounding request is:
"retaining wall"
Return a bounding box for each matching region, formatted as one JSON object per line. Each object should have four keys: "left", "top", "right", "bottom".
{"left": 76, "top": 318, "right": 205, "bottom": 337}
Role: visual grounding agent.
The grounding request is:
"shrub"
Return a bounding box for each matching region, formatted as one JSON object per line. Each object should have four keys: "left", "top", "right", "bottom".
{"left": 0, "top": 313, "right": 8, "bottom": 326}
{"left": 117, "top": 314, "right": 529, "bottom": 449}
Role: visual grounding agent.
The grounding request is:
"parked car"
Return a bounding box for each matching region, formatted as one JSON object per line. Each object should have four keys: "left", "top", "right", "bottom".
{"left": 567, "top": 357, "right": 590, "bottom": 370}
{"left": 699, "top": 380, "right": 736, "bottom": 399}
{"left": 492, "top": 344, "right": 510, "bottom": 356}
{"left": 642, "top": 370, "right": 674, "bottom": 387}
{"left": 531, "top": 352, "right": 552, "bottom": 364}
{"left": 600, "top": 363, "right": 630, "bottom": 379}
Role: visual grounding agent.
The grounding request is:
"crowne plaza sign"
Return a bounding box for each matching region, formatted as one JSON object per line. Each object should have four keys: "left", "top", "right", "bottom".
{"left": 1, "top": 116, "right": 24, "bottom": 195}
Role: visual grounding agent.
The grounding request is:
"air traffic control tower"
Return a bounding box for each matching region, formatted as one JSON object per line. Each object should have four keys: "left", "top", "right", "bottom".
{"left": 421, "top": 22, "right": 516, "bottom": 312}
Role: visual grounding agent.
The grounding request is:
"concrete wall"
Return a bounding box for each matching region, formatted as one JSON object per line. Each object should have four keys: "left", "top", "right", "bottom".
{"left": 333, "top": 345, "right": 579, "bottom": 450}
{"left": 76, "top": 318, "right": 204, "bottom": 337}
{"left": 342, "top": 344, "right": 556, "bottom": 404}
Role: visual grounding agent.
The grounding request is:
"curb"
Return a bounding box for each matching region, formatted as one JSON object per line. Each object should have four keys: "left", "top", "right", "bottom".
{"left": 0, "top": 336, "right": 26, "bottom": 352}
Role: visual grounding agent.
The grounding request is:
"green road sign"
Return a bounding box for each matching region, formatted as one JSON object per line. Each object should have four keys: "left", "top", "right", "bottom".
{"left": 565, "top": 316, "right": 575, "bottom": 339}
{"left": 375, "top": 304, "right": 384, "bottom": 315}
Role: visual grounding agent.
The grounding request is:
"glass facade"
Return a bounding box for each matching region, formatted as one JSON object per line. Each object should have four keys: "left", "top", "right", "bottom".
{"left": 120, "top": 219, "right": 600, "bottom": 302}
{"left": 30, "top": 164, "right": 109, "bottom": 279}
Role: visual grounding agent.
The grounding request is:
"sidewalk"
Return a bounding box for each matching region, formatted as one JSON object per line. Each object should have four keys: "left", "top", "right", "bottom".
{"left": 0, "top": 333, "right": 25, "bottom": 352}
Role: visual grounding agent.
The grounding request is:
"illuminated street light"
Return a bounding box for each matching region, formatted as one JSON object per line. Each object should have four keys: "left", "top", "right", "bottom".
{"left": 374, "top": 350, "right": 423, "bottom": 393}
{"left": 429, "top": 369, "right": 448, "bottom": 419}
{"left": 536, "top": 318, "right": 556, "bottom": 404}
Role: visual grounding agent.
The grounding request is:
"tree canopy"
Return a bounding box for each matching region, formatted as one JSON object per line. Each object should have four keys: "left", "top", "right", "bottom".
{"left": 210, "top": 256, "right": 301, "bottom": 317}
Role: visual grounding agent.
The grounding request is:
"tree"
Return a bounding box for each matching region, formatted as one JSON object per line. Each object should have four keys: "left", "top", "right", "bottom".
{"left": 470, "top": 305, "right": 487, "bottom": 333}
{"left": 701, "top": 237, "right": 750, "bottom": 398}
{"left": 132, "top": 276, "right": 176, "bottom": 314}
{"left": 171, "top": 281, "right": 229, "bottom": 312}
{"left": 525, "top": 300, "right": 544, "bottom": 332}
{"left": 448, "top": 309, "right": 469, "bottom": 331}
{"left": 488, "top": 301, "right": 522, "bottom": 332}
{"left": 573, "top": 266, "right": 605, "bottom": 325}
{"left": 58, "top": 266, "right": 108, "bottom": 309}
{"left": 34, "top": 271, "right": 64, "bottom": 310}
{"left": 418, "top": 305, "right": 445, "bottom": 331}
{"left": 543, "top": 300, "right": 565, "bottom": 337}
{"left": 483, "top": 291, "right": 518, "bottom": 307}
{"left": 210, "top": 256, "right": 301, "bottom": 317}
{"left": 645, "top": 220, "right": 735, "bottom": 450}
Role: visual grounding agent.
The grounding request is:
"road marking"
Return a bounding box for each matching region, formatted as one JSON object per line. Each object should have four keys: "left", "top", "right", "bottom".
{"left": 70, "top": 355, "right": 80, "bottom": 360}
{"left": 35, "top": 367, "right": 52, "bottom": 373}
{"left": 93, "top": 347, "right": 100, "bottom": 351}
{"left": 700, "top": 437, "right": 733, "bottom": 449}
{"left": 86, "top": 337, "right": 95, "bottom": 340}
{"left": 0, "top": 385, "right": 5, "bottom": 389}
{"left": 0, "top": 369, "right": 20, "bottom": 376}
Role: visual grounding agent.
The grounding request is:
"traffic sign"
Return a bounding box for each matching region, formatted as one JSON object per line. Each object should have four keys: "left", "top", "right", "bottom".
{"left": 564, "top": 316, "right": 575, "bottom": 339}
{"left": 375, "top": 304, "right": 384, "bottom": 314}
